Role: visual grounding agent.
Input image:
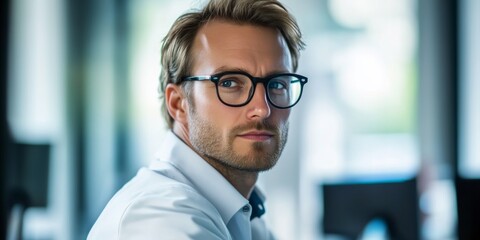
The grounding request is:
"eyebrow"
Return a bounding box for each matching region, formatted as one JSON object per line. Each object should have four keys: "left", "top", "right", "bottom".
{"left": 212, "top": 66, "right": 290, "bottom": 76}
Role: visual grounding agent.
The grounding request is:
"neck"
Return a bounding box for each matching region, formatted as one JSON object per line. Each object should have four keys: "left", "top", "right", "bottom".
{"left": 206, "top": 158, "right": 258, "bottom": 198}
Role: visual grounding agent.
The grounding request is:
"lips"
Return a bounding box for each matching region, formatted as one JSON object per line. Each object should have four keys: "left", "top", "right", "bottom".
{"left": 238, "top": 131, "right": 274, "bottom": 141}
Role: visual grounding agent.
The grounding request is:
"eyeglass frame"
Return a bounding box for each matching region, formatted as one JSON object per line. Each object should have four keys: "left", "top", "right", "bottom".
{"left": 182, "top": 71, "right": 308, "bottom": 109}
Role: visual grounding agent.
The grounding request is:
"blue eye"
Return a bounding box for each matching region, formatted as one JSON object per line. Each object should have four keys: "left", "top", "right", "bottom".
{"left": 218, "top": 74, "right": 249, "bottom": 90}
{"left": 269, "top": 81, "right": 287, "bottom": 90}
{"left": 219, "top": 79, "right": 239, "bottom": 88}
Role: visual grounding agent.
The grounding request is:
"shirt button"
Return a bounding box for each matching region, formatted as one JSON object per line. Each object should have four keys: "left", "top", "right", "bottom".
{"left": 242, "top": 206, "right": 250, "bottom": 213}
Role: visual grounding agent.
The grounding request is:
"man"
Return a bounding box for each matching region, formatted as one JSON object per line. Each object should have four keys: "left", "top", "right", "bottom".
{"left": 88, "top": 0, "right": 306, "bottom": 239}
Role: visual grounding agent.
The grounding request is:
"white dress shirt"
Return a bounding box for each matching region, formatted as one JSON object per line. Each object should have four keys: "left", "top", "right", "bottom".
{"left": 87, "top": 131, "right": 275, "bottom": 240}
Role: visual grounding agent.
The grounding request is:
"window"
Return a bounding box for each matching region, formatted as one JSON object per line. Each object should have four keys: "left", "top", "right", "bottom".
{"left": 459, "top": 0, "right": 480, "bottom": 179}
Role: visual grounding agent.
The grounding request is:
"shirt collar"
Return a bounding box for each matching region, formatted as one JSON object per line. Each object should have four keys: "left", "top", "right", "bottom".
{"left": 150, "top": 131, "right": 267, "bottom": 223}
{"left": 249, "top": 188, "right": 266, "bottom": 220}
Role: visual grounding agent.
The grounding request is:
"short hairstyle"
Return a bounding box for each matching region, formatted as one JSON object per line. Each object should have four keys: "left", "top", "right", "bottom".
{"left": 159, "top": 0, "right": 305, "bottom": 128}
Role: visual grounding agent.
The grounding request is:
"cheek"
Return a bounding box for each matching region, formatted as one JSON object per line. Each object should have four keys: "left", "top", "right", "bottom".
{"left": 191, "top": 85, "right": 237, "bottom": 125}
{"left": 272, "top": 109, "right": 291, "bottom": 125}
{"left": 191, "top": 84, "right": 217, "bottom": 112}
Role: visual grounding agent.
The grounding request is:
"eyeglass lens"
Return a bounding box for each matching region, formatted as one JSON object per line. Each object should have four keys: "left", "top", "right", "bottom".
{"left": 216, "top": 73, "right": 303, "bottom": 108}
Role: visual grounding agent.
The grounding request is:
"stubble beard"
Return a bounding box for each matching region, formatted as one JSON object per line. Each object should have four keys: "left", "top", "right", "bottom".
{"left": 188, "top": 107, "right": 289, "bottom": 173}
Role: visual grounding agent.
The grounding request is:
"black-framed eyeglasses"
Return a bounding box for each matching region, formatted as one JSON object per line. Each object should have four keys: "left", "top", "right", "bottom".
{"left": 182, "top": 71, "right": 308, "bottom": 109}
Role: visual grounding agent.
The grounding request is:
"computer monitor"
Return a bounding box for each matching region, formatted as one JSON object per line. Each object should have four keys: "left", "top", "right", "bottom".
{"left": 455, "top": 177, "right": 480, "bottom": 240}
{"left": 321, "top": 177, "right": 419, "bottom": 240}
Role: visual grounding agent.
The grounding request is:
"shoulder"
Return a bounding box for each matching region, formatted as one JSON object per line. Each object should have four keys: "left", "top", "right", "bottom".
{"left": 88, "top": 168, "right": 231, "bottom": 240}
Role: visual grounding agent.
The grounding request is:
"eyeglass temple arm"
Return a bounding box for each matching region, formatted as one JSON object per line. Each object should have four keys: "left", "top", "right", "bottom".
{"left": 183, "top": 76, "right": 213, "bottom": 81}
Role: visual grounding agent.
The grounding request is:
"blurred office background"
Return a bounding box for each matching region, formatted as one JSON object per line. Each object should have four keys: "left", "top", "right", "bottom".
{"left": 1, "top": 0, "right": 479, "bottom": 239}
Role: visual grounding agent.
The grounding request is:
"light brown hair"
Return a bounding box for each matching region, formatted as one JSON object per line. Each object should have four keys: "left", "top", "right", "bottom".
{"left": 159, "top": 0, "right": 305, "bottom": 128}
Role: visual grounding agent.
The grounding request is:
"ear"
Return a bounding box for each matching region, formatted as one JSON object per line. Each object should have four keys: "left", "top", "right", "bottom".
{"left": 165, "top": 84, "right": 189, "bottom": 125}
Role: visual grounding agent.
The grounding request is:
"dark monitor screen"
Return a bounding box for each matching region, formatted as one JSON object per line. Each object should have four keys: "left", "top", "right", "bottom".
{"left": 455, "top": 177, "right": 480, "bottom": 240}
{"left": 321, "top": 178, "right": 419, "bottom": 240}
{"left": 11, "top": 143, "right": 50, "bottom": 208}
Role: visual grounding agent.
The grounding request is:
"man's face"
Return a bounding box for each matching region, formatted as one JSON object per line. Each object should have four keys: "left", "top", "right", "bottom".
{"left": 186, "top": 20, "right": 292, "bottom": 172}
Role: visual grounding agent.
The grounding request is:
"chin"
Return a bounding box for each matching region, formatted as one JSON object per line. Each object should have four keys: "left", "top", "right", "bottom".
{"left": 240, "top": 157, "right": 279, "bottom": 172}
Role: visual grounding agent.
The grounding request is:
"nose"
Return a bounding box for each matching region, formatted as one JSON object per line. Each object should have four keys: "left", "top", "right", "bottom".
{"left": 246, "top": 84, "right": 271, "bottom": 120}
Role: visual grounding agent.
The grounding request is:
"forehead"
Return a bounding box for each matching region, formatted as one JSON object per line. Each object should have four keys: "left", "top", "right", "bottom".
{"left": 190, "top": 20, "right": 292, "bottom": 75}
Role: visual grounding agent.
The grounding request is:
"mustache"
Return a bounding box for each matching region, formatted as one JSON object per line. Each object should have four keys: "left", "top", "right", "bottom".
{"left": 231, "top": 120, "right": 279, "bottom": 134}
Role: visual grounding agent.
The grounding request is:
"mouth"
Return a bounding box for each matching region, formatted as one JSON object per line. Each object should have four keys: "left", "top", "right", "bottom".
{"left": 237, "top": 131, "right": 275, "bottom": 141}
